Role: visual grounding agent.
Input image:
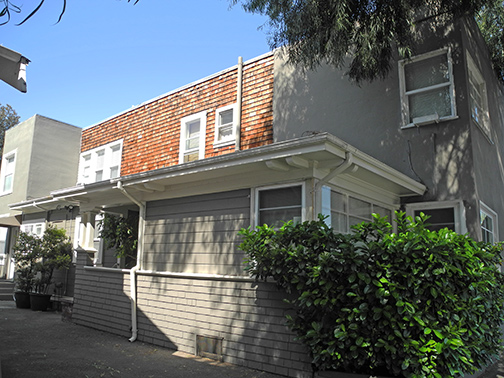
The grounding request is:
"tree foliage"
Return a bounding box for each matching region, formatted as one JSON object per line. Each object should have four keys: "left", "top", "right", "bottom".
{"left": 476, "top": 0, "right": 504, "bottom": 83}
{"left": 239, "top": 213, "right": 504, "bottom": 377}
{"left": 0, "top": 103, "right": 19, "bottom": 160}
{"left": 99, "top": 212, "right": 138, "bottom": 268}
{"left": 234, "top": 0, "right": 504, "bottom": 83}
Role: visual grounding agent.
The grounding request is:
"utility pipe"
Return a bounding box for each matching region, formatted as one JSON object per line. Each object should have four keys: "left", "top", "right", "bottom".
{"left": 116, "top": 181, "right": 146, "bottom": 343}
{"left": 235, "top": 56, "right": 243, "bottom": 151}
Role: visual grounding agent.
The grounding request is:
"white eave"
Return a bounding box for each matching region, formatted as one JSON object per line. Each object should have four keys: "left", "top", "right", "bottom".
{"left": 10, "top": 133, "right": 426, "bottom": 213}
{"left": 0, "top": 45, "right": 30, "bottom": 93}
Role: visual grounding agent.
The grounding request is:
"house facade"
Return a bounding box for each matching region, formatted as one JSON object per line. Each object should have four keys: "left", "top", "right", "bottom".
{"left": 10, "top": 17, "right": 504, "bottom": 378}
{"left": 0, "top": 115, "right": 81, "bottom": 291}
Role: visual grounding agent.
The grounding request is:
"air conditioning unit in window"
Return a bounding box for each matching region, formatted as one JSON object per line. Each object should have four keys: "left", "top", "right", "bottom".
{"left": 412, "top": 113, "right": 440, "bottom": 126}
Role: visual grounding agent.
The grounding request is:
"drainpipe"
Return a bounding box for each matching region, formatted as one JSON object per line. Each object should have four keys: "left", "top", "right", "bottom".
{"left": 116, "top": 181, "right": 145, "bottom": 343}
{"left": 235, "top": 56, "right": 243, "bottom": 151}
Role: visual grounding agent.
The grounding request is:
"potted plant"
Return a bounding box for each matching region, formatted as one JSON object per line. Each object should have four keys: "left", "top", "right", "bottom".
{"left": 12, "top": 232, "right": 42, "bottom": 308}
{"left": 29, "top": 226, "right": 72, "bottom": 311}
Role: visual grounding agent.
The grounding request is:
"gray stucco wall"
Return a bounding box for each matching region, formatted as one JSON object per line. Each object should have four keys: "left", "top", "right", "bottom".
{"left": 272, "top": 19, "right": 499, "bottom": 240}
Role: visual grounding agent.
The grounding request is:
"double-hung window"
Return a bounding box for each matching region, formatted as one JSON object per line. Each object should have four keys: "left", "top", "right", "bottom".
{"left": 180, "top": 111, "right": 207, "bottom": 163}
{"left": 78, "top": 140, "right": 123, "bottom": 184}
{"left": 21, "top": 222, "right": 45, "bottom": 238}
{"left": 256, "top": 184, "right": 304, "bottom": 228}
{"left": 480, "top": 202, "right": 498, "bottom": 243}
{"left": 399, "top": 49, "right": 457, "bottom": 128}
{"left": 0, "top": 150, "right": 16, "bottom": 195}
{"left": 467, "top": 52, "right": 490, "bottom": 136}
{"left": 214, "top": 104, "right": 236, "bottom": 146}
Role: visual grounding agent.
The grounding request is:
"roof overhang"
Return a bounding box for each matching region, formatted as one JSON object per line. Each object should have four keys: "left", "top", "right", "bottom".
{"left": 10, "top": 133, "right": 426, "bottom": 213}
{"left": 0, "top": 45, "right": 30, "bottom": 93}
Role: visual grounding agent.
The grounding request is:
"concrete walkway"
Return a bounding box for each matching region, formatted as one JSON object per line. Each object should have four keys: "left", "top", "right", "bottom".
{"left": 0, "top": 301, "right": 281, "bottom": 378}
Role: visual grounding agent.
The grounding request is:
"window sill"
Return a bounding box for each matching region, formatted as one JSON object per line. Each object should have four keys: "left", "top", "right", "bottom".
{"left": 472, "top": 119, "right": 494, "bottom": 145}
{"left": 401, "top": 115, "right": 458, "bottom": 130}
{"left": 213, "top": 139, "right": 236, "bottom": 148}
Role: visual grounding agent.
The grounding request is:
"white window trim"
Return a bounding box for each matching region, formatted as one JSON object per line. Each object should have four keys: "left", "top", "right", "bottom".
{"left": 213, "top": 103, "right": 237, "bottom": 147}
{"left": 78, "top": 139, "right": 123, "bottom": 184}
{"left": 179, "top": 111, "right": 207, "bottom": 164}
{"left": 399, "top": 48, "right": 458, "bottom": 129}
{"left": 480, "top": 201, "right": 498, "bottom": 243}
{"left": 0, "top": 149, "right": 17, "bottom": 196}
{"left": 253, "top": 182, "right": 306, "bottom": 227}
{"left": 466, "top": 52, "right": 491, "bottom": 138}
{"left": 405, "top": 200, "right": 467, "bottom": 234}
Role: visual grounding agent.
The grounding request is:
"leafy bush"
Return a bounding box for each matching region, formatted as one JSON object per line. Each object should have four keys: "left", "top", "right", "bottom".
{"left": 99, "top": 212, "right": 138, "bottom": 268}
{"left": 12, "top": 232, "right": 42, "bottom": 292}
{"left": 239, "top": 213, "right": 504, "bottom": 377}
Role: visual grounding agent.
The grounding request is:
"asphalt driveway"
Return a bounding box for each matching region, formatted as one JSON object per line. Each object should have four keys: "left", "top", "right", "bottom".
{"left": 0, "top": 301, "right": 281, "bottom": 378}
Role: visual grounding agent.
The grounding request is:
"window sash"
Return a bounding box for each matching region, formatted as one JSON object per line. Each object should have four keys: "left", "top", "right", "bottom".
{"left": 400, "top": 49, "right": 456, "bottom": 127}
{"left": 1, "top": 152, "right": 16, "bottom": 194}
{"left": 79, "top": 141, "right": 122, "bottom": 184}
{"left": 214, "top": 104, "right": 236, "bottom": 145}
{"left": 180, "top": 112, "right": 206, "bottom": 163}
{"left": 256, "top": 184, "right": 304, "bottom": 228}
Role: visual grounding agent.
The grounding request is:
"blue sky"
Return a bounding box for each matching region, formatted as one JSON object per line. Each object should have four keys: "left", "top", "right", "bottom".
{"left": 1, "top": 0, "right": 271, "bottom": 128}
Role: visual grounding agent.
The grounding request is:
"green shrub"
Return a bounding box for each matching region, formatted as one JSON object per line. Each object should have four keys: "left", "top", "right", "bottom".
{"left": 238, "top": 212, "right": 504, "bottom": 377}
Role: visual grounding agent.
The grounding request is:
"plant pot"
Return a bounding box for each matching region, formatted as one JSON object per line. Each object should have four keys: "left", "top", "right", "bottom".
{"left": 29, "top": 293, "right": 52, "bottom": 311}
{"left": 14, "top": 291, "right": 31, "bottom": 309}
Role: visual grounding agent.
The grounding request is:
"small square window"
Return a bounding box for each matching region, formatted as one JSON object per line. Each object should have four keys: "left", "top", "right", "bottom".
{"left": 399, "top": 49, "right": 457, "bottom": 128}
{"left": 406, "top": 200, "right": 466, "bottom": 234}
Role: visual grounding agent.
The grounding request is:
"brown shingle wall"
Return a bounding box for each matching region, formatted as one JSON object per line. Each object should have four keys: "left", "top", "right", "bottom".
{"left": 81, "top": 54, "right": 274, "bottom": 177}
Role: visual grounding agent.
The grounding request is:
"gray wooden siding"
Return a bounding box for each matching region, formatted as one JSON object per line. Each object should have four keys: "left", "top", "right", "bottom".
{"left": 135, "top": 274, "right": 312, "bottom": 377}
{"left": 144, "top": 189, "right": 251, "bottom": 275}
{"left": 72, "top": 251, "right": 132, "bottom": 337}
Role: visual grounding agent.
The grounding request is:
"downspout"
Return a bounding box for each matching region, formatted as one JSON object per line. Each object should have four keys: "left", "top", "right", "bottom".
{"left": 116, "top": 181, "right": 145, "bottom": 343}
{"left": 235, "top": 56, "right": 243, "bottom": 151}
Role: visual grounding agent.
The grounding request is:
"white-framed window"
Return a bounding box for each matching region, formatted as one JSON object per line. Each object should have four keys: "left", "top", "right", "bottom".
{"left": 466, "top": 52, "right": 490, "bottom": 136}
{"left": 214, "top": 104, "right": 237, "bottom": 146}
{"left": 480, "top": 202, "right": 498, "bottom": 243}
{"left": 179, "top": 111, "right": 207, "bottom": 163}
{"left": 0, "top": 149, "right": 16, "bottom": 195}
{"left": 20, "top": 222, "right": 46, "bottom": 238}
{"left": 78, "top": 140, "right": 123, "bottom": 184}
{"left": 405, "top": 200, "right": 467, "bottom": 234}
{"left": 399, "top": 48, "right": 457, "bottom": 128}
{"left": 321, "top": 186, "right": 394, "bottom": 233}
{"left": 255, "top": 183, "right": 305, "bottom": 228}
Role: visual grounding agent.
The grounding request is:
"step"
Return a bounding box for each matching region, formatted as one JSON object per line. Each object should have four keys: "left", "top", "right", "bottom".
{"left": 0, "top": 281, "right": 15, "bottom": 301}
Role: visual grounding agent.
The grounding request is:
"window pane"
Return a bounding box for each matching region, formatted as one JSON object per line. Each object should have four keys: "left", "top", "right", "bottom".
{"left": 331, "top": 212, "right": 347, "bottom": 233}
{"left": 219, "top": 109, "right": 233, "bottom": 125}
{"left": 218, "top": 125, "right": 233, "bottom": 140}
{"left": 331, "top": 191, "right": 346, "bottom": 212}
{"left": 373, "top": 205, "right": 391, "bottom": 220}
{"left": 415, "top": 208, "right": 455, "bottom": 231}
{"left": 3, "top": 174, "right": 12, "bottom": 192}
{"left": 405, "top": 54, "right": 449, "bottom": 91}
{"left": 186, "top": 136, "right": 199, "bottom": 150}
{"left": 349, "top": 197, "right": 371, "bottom": 219}
{"left": 110, "top": 166, "right": 119, "bottom": 178}
{"left": 96, "top": 150, "right": 105, "bottom": 169}
{"left": 95, "top": 170, "right": 103, "bottom": 182}
{"left": 184, "top": 151, "right": 199, "bottom": 163}
{"left": 187, "top": 120, "right": 200, "bottom": 138}
{"left": 259, "top": 208, "right": 302, "bottom": 228}
{"left": 409, "top": 86, "right": 451, "bottom": 120}
{"left": 259, "top": 186, "right": 302, "bottom": 209}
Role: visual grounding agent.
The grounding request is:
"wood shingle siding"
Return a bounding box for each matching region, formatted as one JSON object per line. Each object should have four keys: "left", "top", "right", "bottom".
{"left": 80, "top": 53, "right": 274, "bottom": 177}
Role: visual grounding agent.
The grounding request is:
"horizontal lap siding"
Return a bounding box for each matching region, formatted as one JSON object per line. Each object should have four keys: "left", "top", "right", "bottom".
{"left": 144, "top": 189, "right": 251, "bottom": 275}
{"left": 72, "top": 251, "right": 131, "bottom": 337}
{"left": 136, "top": 275, "right": 312, "bottom": 378}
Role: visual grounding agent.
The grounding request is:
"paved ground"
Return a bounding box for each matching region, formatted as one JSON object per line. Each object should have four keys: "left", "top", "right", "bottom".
{"left": 1, "top": 300, "right": 504, "bottom": 378}
{"left": 0, "top": 301, "right": 282, "bottom": 378}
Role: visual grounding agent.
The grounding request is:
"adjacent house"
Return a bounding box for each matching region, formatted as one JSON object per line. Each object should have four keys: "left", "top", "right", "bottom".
{"left": 9, "top": 17, "right": 504, "bottom": 377}
{"left": 0, "top": 115, "right": 81, "bottom": 295}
